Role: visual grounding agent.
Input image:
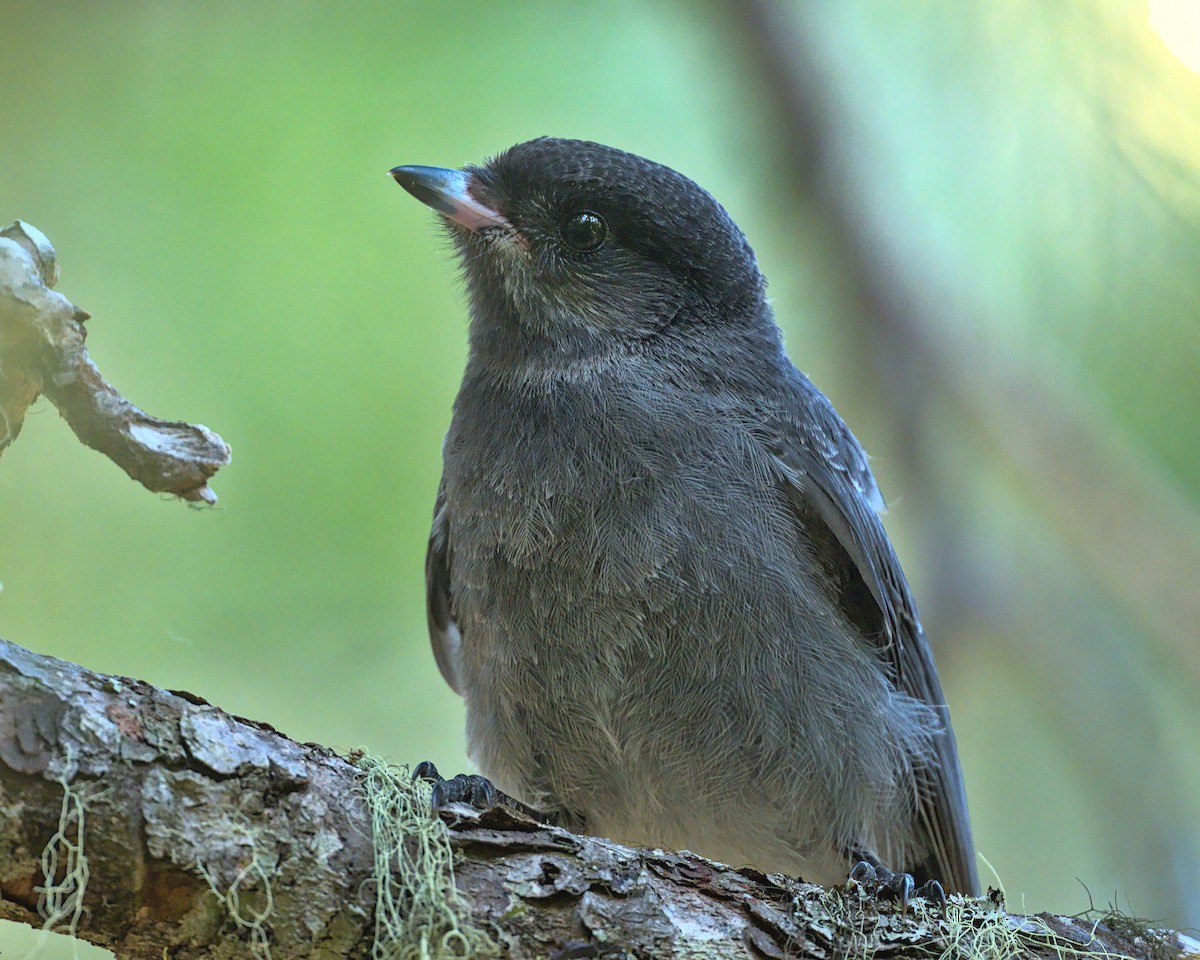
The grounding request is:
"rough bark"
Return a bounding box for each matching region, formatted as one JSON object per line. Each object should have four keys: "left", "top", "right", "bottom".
{"left": 1, "top": 638, "right": 1195, "bottom": 959}
{"left": 0, "top": 221, "right": 230, "bottom": 504}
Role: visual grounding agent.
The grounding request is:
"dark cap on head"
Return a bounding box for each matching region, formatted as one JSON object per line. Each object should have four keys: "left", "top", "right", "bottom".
{"left": 480, "top": 138, "right": 761, "bottom": 296}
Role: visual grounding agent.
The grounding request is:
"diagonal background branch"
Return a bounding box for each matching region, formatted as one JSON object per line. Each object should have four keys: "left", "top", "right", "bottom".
{"left": 728, "top": 1, "right": 1200, "bottom": 680}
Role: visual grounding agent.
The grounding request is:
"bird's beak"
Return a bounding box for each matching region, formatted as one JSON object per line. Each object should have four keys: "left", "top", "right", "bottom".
{"left": 389, "top": 165, "right": 509, "bottom": 233}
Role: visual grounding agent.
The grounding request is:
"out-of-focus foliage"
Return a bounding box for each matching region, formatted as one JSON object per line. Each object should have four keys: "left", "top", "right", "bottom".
{"left": 1, "top": 2, "right": 1197, "bottom": 955}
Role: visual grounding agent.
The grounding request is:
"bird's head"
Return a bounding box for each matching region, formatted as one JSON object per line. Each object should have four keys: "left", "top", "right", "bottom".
{"left": 392, "top": 138, "right": 770, "bottom": 374}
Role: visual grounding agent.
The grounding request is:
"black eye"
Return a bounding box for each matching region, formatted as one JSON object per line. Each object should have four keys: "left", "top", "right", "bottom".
{"left": 560, "top": 211, "right": 607, "bottom": 252}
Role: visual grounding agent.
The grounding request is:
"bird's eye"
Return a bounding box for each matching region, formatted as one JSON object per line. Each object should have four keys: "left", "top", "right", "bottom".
{"left": 560, "top": 211, "right": 607, "bottom": 252}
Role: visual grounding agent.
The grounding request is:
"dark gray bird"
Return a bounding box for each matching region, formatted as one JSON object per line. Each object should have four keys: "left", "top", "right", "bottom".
{"left": 390, "top": 138, "right": 978, "bottom": 898}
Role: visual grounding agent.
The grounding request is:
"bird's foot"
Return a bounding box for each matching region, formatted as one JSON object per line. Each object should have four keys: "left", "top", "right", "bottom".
{"left": 412, "top": 760, "right": 555, "bottom": 823}
{"left": 848, "top": 858, "right": 945, "bottom": 914}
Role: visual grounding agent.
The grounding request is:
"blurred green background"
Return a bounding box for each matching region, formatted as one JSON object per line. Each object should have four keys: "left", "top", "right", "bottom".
{"left": 2, "top": 1, "right": 1198, "bottom": 955}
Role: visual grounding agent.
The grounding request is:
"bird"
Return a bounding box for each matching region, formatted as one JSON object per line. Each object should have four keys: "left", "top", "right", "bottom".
{"left": 389, "top": 137, "right": 978, "bottom": 901}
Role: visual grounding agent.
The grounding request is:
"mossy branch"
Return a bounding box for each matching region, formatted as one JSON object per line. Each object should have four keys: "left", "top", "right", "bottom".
{"left": 1, "top": 637, "right": 1196, "bottom": 960}
{"left": 0, "top": 221, "right": 230, "bottom": 504}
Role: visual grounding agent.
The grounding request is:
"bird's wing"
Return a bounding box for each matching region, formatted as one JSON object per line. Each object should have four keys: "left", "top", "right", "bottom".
{"left": 759, "top": 374, "right": 979, "bottom": 895}
{"left": 426, "top": 477, "right": 464, "bottom": 695}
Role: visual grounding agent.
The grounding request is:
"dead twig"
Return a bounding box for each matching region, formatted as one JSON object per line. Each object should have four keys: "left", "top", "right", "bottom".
{"left": 0, "top": 220, "right": 230, "bottom": 503}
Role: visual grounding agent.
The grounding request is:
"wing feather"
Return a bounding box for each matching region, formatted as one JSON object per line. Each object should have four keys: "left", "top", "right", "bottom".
{"left": 426, "top": 478, "right": 464, "bottom": 695}
{"left": 760, "top": 376, "right": 979, "bottom": 894}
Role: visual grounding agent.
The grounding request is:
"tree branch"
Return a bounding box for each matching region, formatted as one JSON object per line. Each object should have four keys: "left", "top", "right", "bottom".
{"left": 0, "top": 221, "right": 230, "bottom": 504}
{"left": 1, "top": 638, "right": 1194, "bottom": 959}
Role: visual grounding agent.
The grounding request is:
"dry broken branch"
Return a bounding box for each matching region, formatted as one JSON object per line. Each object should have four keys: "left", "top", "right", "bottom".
{"left": 1, "top": 637, "right": 1197, "bottom": 959}
{"left": 0, "top": 221, "right": 230, "bottom": 504}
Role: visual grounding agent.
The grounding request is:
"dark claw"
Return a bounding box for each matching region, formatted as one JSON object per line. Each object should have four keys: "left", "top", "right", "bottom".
{"left": 430, "top": 773, "right": 500, "bottom": 813}
{"left": 413, "top": 761, "right": 499, "bottom": 811}
{"left": 413, "top": 761, "right": 499, "bottom": 812}
{"left": 412, "top": 762, "right": 555, "bottom": 823}
{"left": 877, "top": 871, "right": 915, "bottom": 914}
{"left": 847, "top": 851, "right": 944, "bottom": 914}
